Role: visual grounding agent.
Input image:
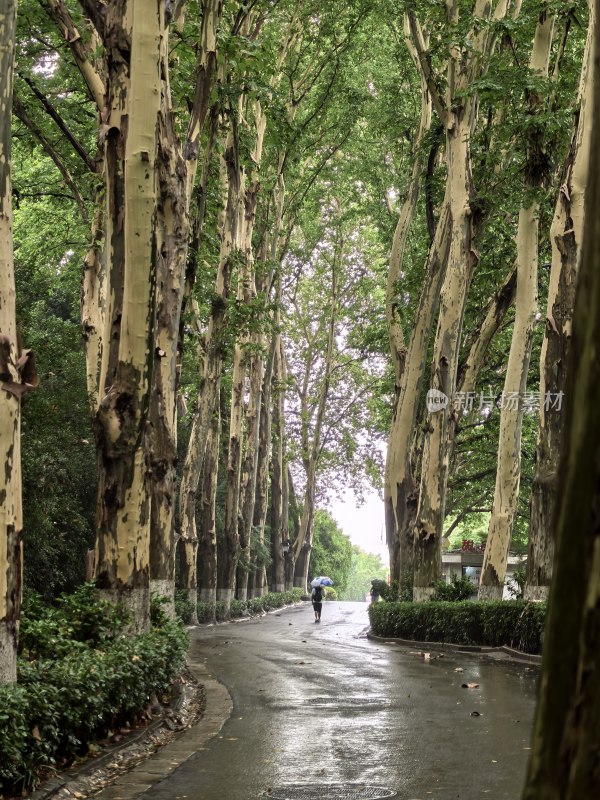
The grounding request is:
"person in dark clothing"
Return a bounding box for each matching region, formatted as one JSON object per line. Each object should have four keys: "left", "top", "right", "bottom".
{"left": 311, "top": 584, "right": 323, "bottom": 622}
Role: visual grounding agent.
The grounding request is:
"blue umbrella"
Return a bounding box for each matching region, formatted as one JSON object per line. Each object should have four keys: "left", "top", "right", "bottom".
{"left": 311, "top": 576, "right": 333, "bottom": 587}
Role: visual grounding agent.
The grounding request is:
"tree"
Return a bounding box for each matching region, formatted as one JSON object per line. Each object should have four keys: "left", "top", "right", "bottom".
{"left": 308, "top": 510, "right": 352, "bottom": 596}
{"left": 92, "top": 0, "right": 163, "bottom": 632}
{"left": 341, "top": 546, "right": 387, "bottom": 602}
{"left": 525, "top": 0, "right": 595, "bottom": 601}
{"left": 0, "top": 0, "right": 22, "bottom": 685}
{"left": 521, "top": 4, "right": 600, "bottom": 791}
{"left": 480, "top": 3, "right": 556, "bottom": 600}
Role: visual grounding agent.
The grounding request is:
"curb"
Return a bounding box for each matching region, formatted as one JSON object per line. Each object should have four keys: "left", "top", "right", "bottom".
{"left": 28, "top": 683, "right": 189, "bottom": 800}
{"left": 366, "top": 631, "right": 542, "bottom": 665}
{"left": 187, "top": 600, "right": 307, "bottom": 627}
{"left": 27, "top": 661, "right": 232, "bottom": 800}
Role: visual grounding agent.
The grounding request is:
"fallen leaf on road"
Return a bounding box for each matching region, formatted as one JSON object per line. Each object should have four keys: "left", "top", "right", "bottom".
{"left": 461, "top": 683, "right": 480, "bottom": 689}
{"left": 454, "top": 667, "right": 464, "bottom": 672}
{"left": 470, "top": 711, "right": 482, "bottom": 717}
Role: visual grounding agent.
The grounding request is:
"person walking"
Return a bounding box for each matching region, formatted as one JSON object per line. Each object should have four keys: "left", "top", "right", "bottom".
{"left": 311, "top": 583, "right": 324, "bottom": 622}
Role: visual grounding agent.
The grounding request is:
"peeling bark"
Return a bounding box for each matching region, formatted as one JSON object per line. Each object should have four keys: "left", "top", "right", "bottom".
{"left": 180, "top": 137, "right": 240, "bottom": 611}
{"left": 0, "top": 0, "right": 22, "bottom": 684}
{"left": 480, "top": 6, "right": 555, "bottom": 600}
{"left": 521, "top": 8, "right": 600, "bottom": 788}
{"left": 93, "top": 0, "right": 162, "bottom": 633}
{"left": 525, "top": 3, "right": 595, "bottom": 602}
{"left": 412, "top": 0, "right": 514, "bottom": 600}
{"left": 270, "top": 332, "right": 288, "bottom": 593}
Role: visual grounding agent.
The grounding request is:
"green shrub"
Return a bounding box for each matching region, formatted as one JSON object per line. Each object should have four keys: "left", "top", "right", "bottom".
{"left": 230, "top": 599, "right": 249, "bottom": 617}
{"left": 431, "top": 575, "right": 476, "bottom": 601}
{"left": 0, "top": 590, "right": 188, "bottom": 793}
{"left": 248, "top": 597, "right": 266, "bottom": 615}
{"left": 195, "top": 601, "right": 215, "bottom": 623}
{"left": 174, "top": 590, "right": 196, "bottom": 624}
{"left": 19, "top": 584, "right": 130, "bottom": 660}
{"left": 324, "top": 587, "right": 337, "bottom": 601}
{"left": 192, "top": 588, "right": 301, "bottom": 624}
{"left": 368, "top": 600, "right": 546, "bottom": 654}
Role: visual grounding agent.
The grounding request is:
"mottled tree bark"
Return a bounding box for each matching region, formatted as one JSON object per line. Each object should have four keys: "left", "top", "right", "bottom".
{"left": 93, "top": 0, "right": 162, "bottom": 632}
{"left": 0, "top": 0, "right": 22, "bottom": 685}
{"left": 180, "top": 138, "right": 240, "bottom": 611}
{"left": 270, "top": 333, "right": 287, "bottom": 592}
{"left": 480, "top": 6, "right": 555, "bottom": 599}
{"left": 521, "top": 8, "right": 600, "bottom": 790}
{"left": 411, "top": 0, "right": 514, "bottom": 600}
{"left": 525, "top": 3, "right": 595, "bottom": 602}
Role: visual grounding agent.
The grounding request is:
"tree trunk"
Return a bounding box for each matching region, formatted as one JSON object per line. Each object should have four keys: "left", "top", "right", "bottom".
{"left": 250, "top": 331, "right": 277, "bottom": 598}
{"left": 525, "top": 4, "right": 594, "bottom": 601}
{"left": 270, "top": 334, "right": 287, "bottom": 592}
{"left": 149, "top": 0, "right": 223, "bottom": 614}
{"left": 521, "top": 8, "right": 600, "bottom": 789}
{"left": 480, "top": 7, "right": 555, "bottom": 600}
{"left": 414, "top": 114, "right": 475, "bottom": 600}
{"left": 0, "top": 0, "right": 22, "bottom": 685}
{"left": 93, "top": 0, "right": 162, "bottom": 633}
{"left": 384, "top": 197, "right": 451, "bottom": 592}
{"left": 197, "top": 396, "right": 221, "bottom": 619}
{"left": 411, "top": 0, "right": 514, "bottom": 600}
{"left": 148, "top": 91, "right": 188, "bottom": 615}
{"left": 180, "top": 138, "right": 240, "bottom": 610}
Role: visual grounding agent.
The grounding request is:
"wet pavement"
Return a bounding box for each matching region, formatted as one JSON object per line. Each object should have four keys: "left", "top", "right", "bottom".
{"left": 133, "top": 601, "right": 537, "bottom": 800}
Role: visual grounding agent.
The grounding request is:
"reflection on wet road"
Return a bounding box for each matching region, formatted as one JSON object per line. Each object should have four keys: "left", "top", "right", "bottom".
{"left": 144, "top": 602, "right": 538, "bottom": 800}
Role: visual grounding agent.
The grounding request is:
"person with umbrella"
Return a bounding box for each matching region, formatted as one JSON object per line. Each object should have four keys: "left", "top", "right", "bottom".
{"left": 310, "top": 577, "right": 333, "bottom": 623}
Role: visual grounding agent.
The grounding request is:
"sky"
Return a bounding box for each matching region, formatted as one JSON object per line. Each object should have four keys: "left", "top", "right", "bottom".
{"left": 330, "top": 489, "right": 389, "bottom": 565}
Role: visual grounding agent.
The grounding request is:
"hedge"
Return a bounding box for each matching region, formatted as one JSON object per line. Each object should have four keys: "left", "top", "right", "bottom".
{"left": 177, "top": 588, "right": 303, "bottom": 624}
{"left": 0, "top": 587, "right": 189, "bottom": 793}
{"left": 368, "top": 600, "right": 546, "bottom": 655}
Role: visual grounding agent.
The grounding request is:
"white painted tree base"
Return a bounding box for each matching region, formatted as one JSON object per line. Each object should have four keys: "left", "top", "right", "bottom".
{"left": 0, "top": 624, "right": 17, "bottom": 684}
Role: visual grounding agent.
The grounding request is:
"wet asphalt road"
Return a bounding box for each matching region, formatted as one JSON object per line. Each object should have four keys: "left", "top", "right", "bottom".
{"left": 145, "top": 601, "right": 538, "bottom": 800}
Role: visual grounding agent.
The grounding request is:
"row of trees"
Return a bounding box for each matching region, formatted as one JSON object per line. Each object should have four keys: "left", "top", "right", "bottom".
{"left": 1, "top": 0, "right": 389, "bottom": 681}
{"left": 0, "top": 0, "right": 596, "bottom": 690}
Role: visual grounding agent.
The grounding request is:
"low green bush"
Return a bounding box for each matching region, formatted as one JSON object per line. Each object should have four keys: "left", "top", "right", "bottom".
{"left": 324, "top": 587, "right": 337, "bottom": 601}
{"left": 230, "top": 599, "right": 249, "bottom": 617}
{"left": 431, "top": 575, "right": 477, "bottom": 601}
{"left": 180, "top": 588, "right": 302, "bottom": 625}
{"left": 0, "top": 587, "right": 189, "bottom": 793}
{"left": 369, "top": 600, "right": 546, "bottom": 654}
{"left": 174, "top": 589, "right": 196, "bottom": 624}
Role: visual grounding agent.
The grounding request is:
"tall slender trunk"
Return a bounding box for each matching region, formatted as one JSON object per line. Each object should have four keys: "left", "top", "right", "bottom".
{"left": 411, "top": 0, "right": 514, "bottom": 600}
{"left": 292, "top": 239, "right": 340, "bottom": 593}
{"left": 180, "top": 136, "right": 240, "bottom": 610}
{"left": 521, "top": 8, "right": 600, "bottom": 788}
{"left": 148, "top": 85, "right": 188, "bottom": 614}
{"left": 413, "top": 116, "right": 476, "bottom": 600}
{"left": 93, "top": 0, "right": 162, "bottom": 632}
{"left": 149, "top": 0, "right": 223, "bottom": 613}
{"left": 198, "top": 395, "right": 220, "bottom": 614}
{"left": 270, "top": 332, "right": 287, "bottom": 592}
{"left": 0, "top": 0, "right": 22, "bottom": 685}
{"left": 249, "top": 316, "right": 277, "bottom": 598}
{"left": 383, "top": 14, "right": 434, "bottom": 592}
{"left": 525, "top": 3, "right": 594, "bottom": 601}
{"left": 480, "top": 6, "right": 555, "bottom": 600}
{"left": 384, "top": 194, "right": 451, "bottom": 592}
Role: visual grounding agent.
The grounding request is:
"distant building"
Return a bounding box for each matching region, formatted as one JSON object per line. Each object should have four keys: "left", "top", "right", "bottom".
{"left": 441, "top": 540, "right": 525, "bottom": 599}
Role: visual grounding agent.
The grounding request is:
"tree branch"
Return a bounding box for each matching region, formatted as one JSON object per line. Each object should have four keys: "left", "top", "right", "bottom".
{"left": 405, "top": 8, "right": 449, "bottom": 128}
{"left": 77, "top": 0, "right": 106, "bottom": 40}
{"left": 13, "top": 95, "right": 89, "bottom": 224}
{"left": 40, "top": 0, "right": 105, "bottom": 110}
{"left": 18, "top": 73, "right": 97, "bottom": 172}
